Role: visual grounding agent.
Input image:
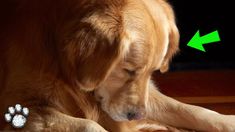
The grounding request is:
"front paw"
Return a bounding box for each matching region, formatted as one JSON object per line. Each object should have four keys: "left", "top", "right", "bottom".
{"left": 135, "top": 120, "right": 193, "bottom": 132}
{"left": 82, "top": 120, "right": 108, "bottom": 132}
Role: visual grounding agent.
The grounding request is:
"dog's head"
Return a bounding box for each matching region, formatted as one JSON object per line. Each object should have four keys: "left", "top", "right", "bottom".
{"left": 58, "top": 0, "right": 179, "bottom": 121}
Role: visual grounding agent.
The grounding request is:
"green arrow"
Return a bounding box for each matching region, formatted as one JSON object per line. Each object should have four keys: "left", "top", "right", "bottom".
{"left": 187, "top": 30, "right": 220, "bottom": 52}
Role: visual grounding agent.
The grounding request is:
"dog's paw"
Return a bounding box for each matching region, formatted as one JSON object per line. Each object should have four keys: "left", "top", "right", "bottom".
{"left": 82, "top": 120, "right": 108, "bottom": 132}
{"left": 4, "top": 104, "right": 29, "bottom": 128}
{"left": 135, "top": 120, "right": 195, "bottom": 132}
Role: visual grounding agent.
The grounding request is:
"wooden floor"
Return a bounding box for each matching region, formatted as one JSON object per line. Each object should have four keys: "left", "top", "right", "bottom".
{"left": 153, "top": 70, "right": 235, "bottom": 115}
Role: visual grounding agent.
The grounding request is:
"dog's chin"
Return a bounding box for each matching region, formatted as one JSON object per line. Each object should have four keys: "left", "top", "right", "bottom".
{"left": 108, "top": 113, "right": 129, "bottom": 122}
{"left": 101, "top": 102, "right": 129, "bottom": 122}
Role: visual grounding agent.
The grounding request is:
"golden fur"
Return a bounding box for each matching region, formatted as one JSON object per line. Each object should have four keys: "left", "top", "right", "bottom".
{"left": 1, "top": 0, "right": 235, "bottom": 131}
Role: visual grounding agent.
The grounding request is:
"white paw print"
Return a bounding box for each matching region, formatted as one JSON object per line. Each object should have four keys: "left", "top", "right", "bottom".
{"left": 4, "top": 104, "right": 29, "bottom": 128}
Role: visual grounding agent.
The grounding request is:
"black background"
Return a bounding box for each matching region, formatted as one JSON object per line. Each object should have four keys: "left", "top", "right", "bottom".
{"left": 168, "top": 0, "right": 235, "bottom": 70}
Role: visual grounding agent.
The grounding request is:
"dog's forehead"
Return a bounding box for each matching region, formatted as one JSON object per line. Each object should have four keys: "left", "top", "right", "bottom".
{"left": 120, "top": 5, "right": 153, "bottom": 67}
{"left": 122, "top": 34, "right": 168, "bottom": 72}
{"left": 125, "top": 41, "right": 152, "bottom": 67}
{"left": 121, "top": 13, "right": 169, "bottom": 71}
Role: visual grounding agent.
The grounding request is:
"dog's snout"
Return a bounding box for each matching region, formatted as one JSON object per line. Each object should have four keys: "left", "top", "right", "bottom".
{"left": 126, "top": 110, "right": 145, "bottom": 120}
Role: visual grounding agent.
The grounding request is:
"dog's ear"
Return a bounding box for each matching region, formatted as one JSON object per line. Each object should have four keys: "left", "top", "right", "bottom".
{"left": 160, "top": 22, "right": 179, "bottom": 73}
{"left": 58, "top": 21, "right": 123, "bottom": 91}
{"left": 159, "top": 2, "right": 180, "bottom": 73}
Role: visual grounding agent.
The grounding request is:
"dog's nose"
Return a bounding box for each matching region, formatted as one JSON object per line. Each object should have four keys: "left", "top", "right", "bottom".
{"left": 126, "top": 110, "right": 145, "bottom": 120}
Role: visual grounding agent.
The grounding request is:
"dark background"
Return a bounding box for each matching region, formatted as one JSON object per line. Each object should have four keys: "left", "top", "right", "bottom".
{"left": 168, "top": 0, "right": 235, "bottom": 71}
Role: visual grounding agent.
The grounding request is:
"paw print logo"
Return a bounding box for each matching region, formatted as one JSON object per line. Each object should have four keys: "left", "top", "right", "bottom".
{"left": 4, "top": 104, "right": 29, "bottom": 128}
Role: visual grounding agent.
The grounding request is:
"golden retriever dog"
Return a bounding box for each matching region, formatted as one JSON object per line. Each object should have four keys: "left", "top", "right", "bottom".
{"left": 0, "top": 0, "right": 235, "bottom": 131}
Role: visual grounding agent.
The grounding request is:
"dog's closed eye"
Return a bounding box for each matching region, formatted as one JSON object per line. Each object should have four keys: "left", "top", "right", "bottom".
{"left": 124, "top": 69, "right": 136, "bottom": 76}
